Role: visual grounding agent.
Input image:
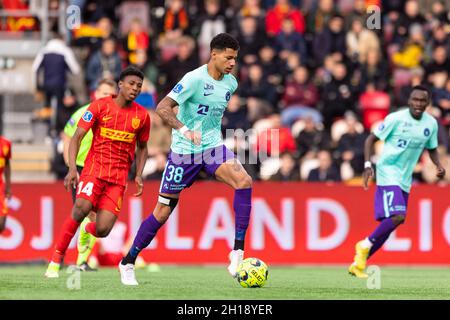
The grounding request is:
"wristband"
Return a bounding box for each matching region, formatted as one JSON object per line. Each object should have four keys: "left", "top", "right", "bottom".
{"left": 364, "top": 161, "right": 372, "bottom": 169}
{"left": 178, "top": 125, "right": 189, "bottom": 135}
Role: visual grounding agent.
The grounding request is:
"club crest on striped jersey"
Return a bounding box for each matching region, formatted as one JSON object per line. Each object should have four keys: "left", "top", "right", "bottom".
{"left": 82, "top": 111, "right": 93, "bottom": 122}
{"left": 132, "top": 117, "right": 140, "bottom": 129}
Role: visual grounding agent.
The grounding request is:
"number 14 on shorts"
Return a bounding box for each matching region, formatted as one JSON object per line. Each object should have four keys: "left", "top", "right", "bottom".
{"left": 77, "top": 181, "right": 94, "bottom": 196}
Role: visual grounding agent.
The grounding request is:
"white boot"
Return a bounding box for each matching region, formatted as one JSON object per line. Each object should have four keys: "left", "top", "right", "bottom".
{"left": 227, "top": 249, "right": 244, "bottom": 278}
{"left": 118, "top": 262, "right": 139, "bottom": 286}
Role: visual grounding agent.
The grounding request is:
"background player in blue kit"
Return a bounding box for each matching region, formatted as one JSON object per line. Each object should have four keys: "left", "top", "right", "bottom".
{"left": 119, "top": 33, "right": 253, "bottom": 286}
{"left": 348, "top": 85, "right": 446, "bottom": 278}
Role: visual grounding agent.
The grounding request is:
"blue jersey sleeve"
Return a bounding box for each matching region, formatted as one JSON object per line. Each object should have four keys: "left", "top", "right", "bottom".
{"left": 167, "top": 72, "right": 199, "bottom": 106}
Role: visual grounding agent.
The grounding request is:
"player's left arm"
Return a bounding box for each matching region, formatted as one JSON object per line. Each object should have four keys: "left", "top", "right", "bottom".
{"left": 134, "top": 141, "right": 148, "bottom": 197}
{"left": 427, "top": 148, "right": 445, "bottom": 179}
{"left": 426, "top": 122, "right": 445, "bottom": 179}
{"left": 134, "top": 113, "right": 151, "bottom": 197}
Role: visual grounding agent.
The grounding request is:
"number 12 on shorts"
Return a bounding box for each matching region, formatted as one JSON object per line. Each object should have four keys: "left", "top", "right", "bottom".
{"left": 77, "top": 181, "right": 94, "bottom": 196}
{"left": 166, "top": 165, "right": 184, "bottom": 183}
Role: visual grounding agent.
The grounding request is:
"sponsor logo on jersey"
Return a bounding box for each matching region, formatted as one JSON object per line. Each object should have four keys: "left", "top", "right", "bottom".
{"left": 204, "top": 83, "right": 214, "bottom": 96}
{"left": 102, "top": 115, "right": 113, "bottom": 122}
{"left": 100, "top": 127, "right": 135, "bottom": 142}
{"left": 172, "top": 83, "right": 183, "bottom": 93}
{"left": 132, "top": 117, "right": 140, "bottom": 129}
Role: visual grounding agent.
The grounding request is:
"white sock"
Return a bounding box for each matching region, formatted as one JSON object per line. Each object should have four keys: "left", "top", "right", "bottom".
{"left": 360, "top": 238, "right": 373, "bottom": 249}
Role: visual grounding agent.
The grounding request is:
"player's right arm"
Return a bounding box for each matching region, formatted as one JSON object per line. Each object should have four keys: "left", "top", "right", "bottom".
{"left": 156, "top": 96, "right": 201, "bottom": 146}
{"left": 362, "top": 114, "right": 397, "bottom": 189}
{"left": 363, "top": 133, "right": 379, "bottom": 190}
{"left": 64, "top": 103, "right": 98, "bottom": 191}
{"left": 64, "top": 127, "right": 87, "bottom": 191}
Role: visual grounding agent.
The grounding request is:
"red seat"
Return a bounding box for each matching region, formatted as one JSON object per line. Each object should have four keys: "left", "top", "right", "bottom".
{"left": 359, "top": 91, "right": 390, "bottom": 129}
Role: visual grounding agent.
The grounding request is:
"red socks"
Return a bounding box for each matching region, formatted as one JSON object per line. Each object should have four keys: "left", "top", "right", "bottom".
{"left": 51, "top": 216, "right": 80, "bottom": 263}
{"left": 85, "top": 222, "right": 99, "bottom": 237}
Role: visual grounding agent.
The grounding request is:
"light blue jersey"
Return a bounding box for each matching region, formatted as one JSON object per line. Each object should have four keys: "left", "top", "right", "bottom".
{"left": 167, "top": 64, "right": 238, "bottom": 154}
{"left": 374, "top": 108, "right": 438, "bottom": 192}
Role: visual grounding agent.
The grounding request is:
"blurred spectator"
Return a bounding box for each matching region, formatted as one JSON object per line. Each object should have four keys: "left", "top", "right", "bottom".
{"left": 274, "top": 18, "right": 307, "bottom": 63}
{"left": 135, "top": 78, "right": 157, "bottom": 109}
{"left": 238, "top": 64, "right": 278, "bottom": 108}
{"left": 255, "top": 114, "right": 297, "bottom": 156}
{"left": 313, "top": 14, "right": 346, "bottom": 66}
{"left": 295, "top": 117, "right": 331, "bottom": 159}
{"left": 398, "top": 67, "right": 425, "bottom": 106}
{"left": 269, "top": 152, "right": 300, "bottom": 181}
{"left": 158, "top": 36, "right": 199, "bottom": 96}
{"left": 258, "top": 45, "right": 285, "bottom": 86}
{"left": 157, "top": 0, "right": 191, "bottom": 61}
{"left": 321, "top": 63, "right": 356, "bottom": 128}
{"left": 86, "top": 37, "right": 122, "bottom": 92}
{"left": 196, "top": 0, "right": 226, "bottom": 63}
{"left": 222, "top": 95, "right": 251, "bottom": 135}
{"left": 426, "top": 0, "right": 449, "bottom": 24}
{"left": 432, "top": 75, "right": 450, "bottom": 124}
{"left": 236, "top": 16, "right": 267, "bottom": 66}
{"left": 307, "top": 150, "right": 341, "bottom": 182}
{"left": 424, "top": 24, "right": 450, "bottom": 61}
{"left": 232, "top": 0, "right": 267, "bottom": 35}
{"left": 124, "top": 18, "right": 149, "bottom": 65}
{"left": 424, "top": 46, "right": 450, "bottom": 83}
{"left": 246, "top": 97, "right": 274, "bottom": 123}
{"left": 280, "top": 66, "right": 321, "bottom": 126}
{"left": 32, "top": 33, "right": 81, "bottom": 135}
{"left": 265, "top": 0, "right": 306, "bottom": 37}
{"left": 336, "top": 112, "right": 367, "bottom": 179}
{"left": 392, "top": 24, "right": 425, "bottom": 69}
{"left": 346, "top": 18, "right": 380, "bottom": 64}
{"left": 343, "top": 0, "right": 367, "bottom": 30}
{"left": 360, "top": 50, "right": 389, "bottom": 91}
{"left": 133, "top": 49, "right": 158, "bottom": 86}
{"left": 305, "top": 0, "right": 335, "bottom": 34}
{"left": 71, "top": 16, "right": 115, "bottom": 51}
{"left": 392, "top": 0, "right": 426, "bottom": 45}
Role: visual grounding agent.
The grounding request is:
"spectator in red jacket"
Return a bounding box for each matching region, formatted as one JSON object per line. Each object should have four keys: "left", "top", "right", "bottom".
{"left": 265, "top": 0, "right": 305, "bottom": 37}
{"left": 280, "top": 66, "right": 321, "bottom": 127}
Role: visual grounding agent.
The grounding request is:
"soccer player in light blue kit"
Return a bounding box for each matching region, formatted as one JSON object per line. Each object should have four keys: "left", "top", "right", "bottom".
{"left": 348, "top": 85, "right": 446, "bottom": 278}
{"left": 119, "top": 33, "right": 253, "bottom": 285}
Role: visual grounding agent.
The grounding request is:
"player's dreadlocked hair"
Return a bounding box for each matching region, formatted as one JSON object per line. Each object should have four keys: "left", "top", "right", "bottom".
{"left": 119, "top": 66, "right": 144, "bottom": 81}
{"left": 411, "top": 85, "right": 432, "bottom": 101}
{"left": 210, "top": 33, "right": 240, "bottom": 52}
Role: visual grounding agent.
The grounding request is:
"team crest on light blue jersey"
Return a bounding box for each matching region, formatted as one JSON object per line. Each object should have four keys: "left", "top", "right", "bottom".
{"left": 424, "top": 128, "right": 430, "bottom": 137}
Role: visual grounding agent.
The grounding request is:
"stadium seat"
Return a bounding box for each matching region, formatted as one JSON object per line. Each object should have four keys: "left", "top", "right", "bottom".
{"left": 359, "top": 91, "right": 390, "bottom": 130}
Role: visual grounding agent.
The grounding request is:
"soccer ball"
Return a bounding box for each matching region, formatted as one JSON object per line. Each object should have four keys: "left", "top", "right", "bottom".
{"left": 236, "top": 257, "right": 269, "bottom": 288}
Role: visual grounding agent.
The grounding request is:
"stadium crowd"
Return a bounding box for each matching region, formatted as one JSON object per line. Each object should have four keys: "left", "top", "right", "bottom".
{"left": 3, "top": 0, "right": 450, "bottom": 185}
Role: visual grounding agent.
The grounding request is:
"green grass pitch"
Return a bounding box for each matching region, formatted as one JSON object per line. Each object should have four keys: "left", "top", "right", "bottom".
{"left": 0, "top": 265, "right": 449, "bottom": 300}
